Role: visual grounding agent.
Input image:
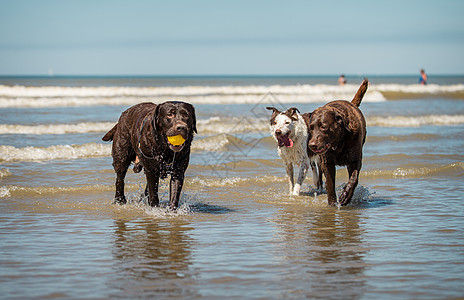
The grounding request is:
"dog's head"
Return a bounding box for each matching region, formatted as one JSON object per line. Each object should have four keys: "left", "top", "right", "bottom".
{"left": 266, "top": 107, "right": 300, "bottom": 148}
{"left": 308, "top": 107, "right": 348, "bottom": 154}
{"left": 154, "top": 101, "right": 197, "bottom": 152}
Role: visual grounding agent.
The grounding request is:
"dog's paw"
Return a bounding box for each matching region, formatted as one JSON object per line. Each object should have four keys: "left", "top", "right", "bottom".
{"left": 338, "top": 189, "right": 351, "bottom": 206}
{"left": 113, "top": 196, "right": 127, "bottom": 205}
{"left": 292, "top": 184, "right": 301, "bottom": 196}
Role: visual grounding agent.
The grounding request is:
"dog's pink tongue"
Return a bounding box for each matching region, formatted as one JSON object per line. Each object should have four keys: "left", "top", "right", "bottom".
{"left": 283, "top": 136, "right": 293, "bottom": 147}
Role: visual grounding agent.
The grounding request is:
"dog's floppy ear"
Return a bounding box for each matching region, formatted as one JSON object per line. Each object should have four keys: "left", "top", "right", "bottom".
{"left": 266, "top": 107, "right": 280, "bottom": 115}
{"left": 335, "top": 113, "right": 352, "bottom": 133}
{"left": 188, "top": 103, "right": 198, "bottom": 134}
{"left": 286, "top": 107, "right": 300, "bottom": 121}
{"left": 153, "top": 103, "right": 162, "bottom": 132}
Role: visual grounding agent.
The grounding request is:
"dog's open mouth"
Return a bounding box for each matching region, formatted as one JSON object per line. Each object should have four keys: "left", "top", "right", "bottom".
{"left": 276, "top": 133, "right": 293, "bottom": 148}
{"left": 167, "top": 135, "right": 186, "bottom": 152}
{"left": 311, "top": 143, "right": 330, "bottom": 154}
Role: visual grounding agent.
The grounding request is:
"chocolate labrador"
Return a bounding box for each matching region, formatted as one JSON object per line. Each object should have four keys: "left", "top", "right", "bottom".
{"left": 102, "top": 101, "right": 197, "bottom": 209}
{"left": 308, "top": 80, "right": 368, "bottom": 206}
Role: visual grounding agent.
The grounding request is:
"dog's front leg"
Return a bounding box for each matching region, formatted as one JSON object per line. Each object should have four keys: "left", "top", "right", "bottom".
{"left": 310, "top": 155, "right": 323, "bottom": 190}
{"left": 145, "top": 169, "right": 160, "bottom": 207}
{"left": 169, "top": 173, "right": 184, "bottom": 210}
{"left": 322, "top": 158, "right": 337, "bottom": 206}
{"left": 339, "top": 163, "right": 361, "bottom": 206}
{"left": 285, "top": 163, "right": 294, "bottom": 195}
{"left": 293, "top": 160, "right": 309, "bottom": 195}
{"left": 114, "top": 168, "right": 128, "bottom": 204}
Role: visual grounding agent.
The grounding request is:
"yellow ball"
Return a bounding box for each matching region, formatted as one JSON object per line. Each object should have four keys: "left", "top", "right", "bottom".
{"left": 167, "top": 135, "right": 186, "bottom": 146}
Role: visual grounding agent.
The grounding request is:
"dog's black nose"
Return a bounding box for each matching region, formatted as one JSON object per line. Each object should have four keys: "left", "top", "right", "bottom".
{"left": 308, "top": 141, "right": 317, "bottom": 150}
{"left": 176, "top": 124, "right": 187, "bottom": 132}
{"left": 275, "top": 129, "right": 282, "bottom": 135}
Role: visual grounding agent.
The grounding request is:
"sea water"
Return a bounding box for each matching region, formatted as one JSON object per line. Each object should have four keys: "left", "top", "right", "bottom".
{"left": 1, "top": 75, "right": 464, "bottom": 299}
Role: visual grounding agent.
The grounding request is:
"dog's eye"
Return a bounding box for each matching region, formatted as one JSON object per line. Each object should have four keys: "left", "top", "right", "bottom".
{"left": 285, "top": 121, "right": 290, "bottom": 125}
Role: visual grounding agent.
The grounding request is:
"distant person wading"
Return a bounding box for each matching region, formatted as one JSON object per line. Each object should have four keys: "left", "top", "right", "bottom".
{"left": 420, "top": 69, "right": 428, "bottom": 85}
{"left": 338, "top": 74, "right": 347, "bottom": 85}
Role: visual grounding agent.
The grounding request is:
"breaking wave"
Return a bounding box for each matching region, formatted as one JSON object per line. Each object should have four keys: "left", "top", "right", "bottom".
{"left": 0, "top": 184, "right": 113, "bottom": 198}
{"left": 367, "top": 114, "right": 464, "bottom": 127}
{"left": 0, "top": 122, "right": 116, "bottom": 135}
{"left": 0, "top": 134, "right": 258, "bottom": 162}
{"left": 0, "top": 143, "right": 111, "bottom": 162}
{"left": 0, "top": 168, "right": 11, "bottom": 179}
{"left": 0, "top": 84, "right": 388, "bottom": 108}
{"left": 1, "top": 113, "right": 463, "bottom": 137}
{"left": 363, "top": 162, "right": 464, "bottom": 178}
{"left": 1, "top": 83, "right": 463, "bottom": 108}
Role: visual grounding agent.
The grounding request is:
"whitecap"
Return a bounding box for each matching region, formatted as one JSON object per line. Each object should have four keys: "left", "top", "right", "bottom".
{"left": 0, "top": 143, "right": 111, "bottom": 162}
{"left": 367, "top": 114, "right": 464, "bottom": 127}
{"left": 0, "top": 122, "right": 115, "bottom": 135}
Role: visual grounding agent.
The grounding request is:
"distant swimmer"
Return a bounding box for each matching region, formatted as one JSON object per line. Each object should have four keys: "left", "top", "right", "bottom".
{"left": 419, "top": 69, "right": 428, "bottom": 85}
{"left": 338, "top": 74, "right": 347, "bottom": 85}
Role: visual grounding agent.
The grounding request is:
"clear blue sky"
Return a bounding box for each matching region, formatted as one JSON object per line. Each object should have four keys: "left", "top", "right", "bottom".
{"left": 1, "top": 0, "right": 463, "bottom": 76}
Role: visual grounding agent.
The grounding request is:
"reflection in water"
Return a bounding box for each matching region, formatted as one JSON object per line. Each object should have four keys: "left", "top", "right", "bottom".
{"left": 109, "top": 218, "right": 199, "bottom": 298}
{"left": 272, "top": 206, "right": 368, "bottom": 298}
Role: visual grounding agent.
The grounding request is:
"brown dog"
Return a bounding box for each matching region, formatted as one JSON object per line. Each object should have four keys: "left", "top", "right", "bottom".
{"left": 102, "top": 101, "right": 197, "bottom": 209}
{"left": 308, "top": 80, "right": 368, "bottom": 206}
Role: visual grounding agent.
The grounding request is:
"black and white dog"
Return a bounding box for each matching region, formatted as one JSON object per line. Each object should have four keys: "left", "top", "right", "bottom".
{"left": 266, "top": 107, "right": 323, "bottom": 195}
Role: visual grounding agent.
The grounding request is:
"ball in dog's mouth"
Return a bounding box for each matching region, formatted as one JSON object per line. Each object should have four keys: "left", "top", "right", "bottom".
{"left": 167, "top": 135, "right": 186, "bottom": 152}
{"left": 276, "top": 133, "right": 293, "bottom": 148}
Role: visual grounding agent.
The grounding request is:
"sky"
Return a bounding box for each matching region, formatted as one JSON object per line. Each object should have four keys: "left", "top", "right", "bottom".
{"left": 0, "top": 0, "right": 463, "bottom": 76}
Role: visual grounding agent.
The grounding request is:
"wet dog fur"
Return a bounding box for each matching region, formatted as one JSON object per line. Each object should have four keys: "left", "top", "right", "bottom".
{"left": 266, "top": 107, "right": 323, "bottom": 195}
{"left": 102, "top": 101, "right": 197, "bottom": 210}
{"left": 308, "top": 80, "right": 368, "bottom": 206}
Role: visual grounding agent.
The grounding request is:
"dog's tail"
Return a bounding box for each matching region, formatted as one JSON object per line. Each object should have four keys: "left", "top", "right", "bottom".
{"left": 351, "top": 79, "right": 369, "bottom": 107}
{"left": 102, "top": 124, "right": 117, "bottom": 141}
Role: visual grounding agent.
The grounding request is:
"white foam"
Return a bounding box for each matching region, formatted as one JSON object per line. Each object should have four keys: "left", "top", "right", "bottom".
{"left": 374, "top": 83, "right": 464, "bottom": 94}
{"left": 0, "top": 84, "right": 389, "bottom": 107}
{"left": 0, "top": 143, "right": 111, "bottom": 162}
{"left": 0, "top": 122, "right": 115, "bottom": 135}
{"left": 2, "top": 83, "right": 464, "bottom": 107}
{"left": 197, "top": 117, "right": 269, "bottom": 134}
{"left": 367, "top": 114, "right": 464, "bottom": 127}
{"left": 191, "top": 134, "right": 232, "bottom": 151}
{"left": 0, "top": 168, "right": 11, "bottom": 179}
{"left": 0, "top": 117, "right": 267, "bottom": 135}
{"left": 0, "top": 186, "right": 11, "bottom": 198}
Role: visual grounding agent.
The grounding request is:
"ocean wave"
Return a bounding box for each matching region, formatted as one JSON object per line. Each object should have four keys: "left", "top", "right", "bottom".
{"left": 0, "top": 175, "right": 282, "bottom": 199}
{"left": 0, "top": 143, "right": 111, "bottom": 162}
{"left": 0, "top": 184, "right": 114, "bottom": 198}
{"left": 188, "top": 175, "right": 285, "bottom": 188}
{"left": 363, "top": 162, "right": 464, "bottom": 178}
{"left": 0, "top": 84, "right": 387, "bottom": 107}
{"left": 0, "top": 134, "right": 255, "bottom": 162}
{"left": 1, "top": 83, "right": 463, "bottom": 108}
{"left": 192, "top": 134, "right": 232, "bottom": 152}
{"left": 0, "top": 168, "right": 11, "bottom": 179}
{"left": 192, "top": 133, "right": 263, "bottom": 152}
{"left": 1, "top": 113, "right": 463, "bottom": 137}
{"left": 197, "top": 117, "right": 269, "bottom": 134}
{"left": 367, "top": 115, "right": 464, "bottom": 127}
{"left": 0, "top": 117, "right": 268, "bottom": 135}
{"left": 0, "top": 122, "right": 116, "bottom": 135}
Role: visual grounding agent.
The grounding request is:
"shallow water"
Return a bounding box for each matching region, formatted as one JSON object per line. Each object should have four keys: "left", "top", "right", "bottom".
{"left": 1, "top": 76, "right": 464, "bottom": 299}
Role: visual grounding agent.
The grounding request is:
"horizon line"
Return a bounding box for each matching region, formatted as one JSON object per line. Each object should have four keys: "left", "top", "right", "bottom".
{"left": 1, "top": 73, "right": 463, "bottom": 78}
